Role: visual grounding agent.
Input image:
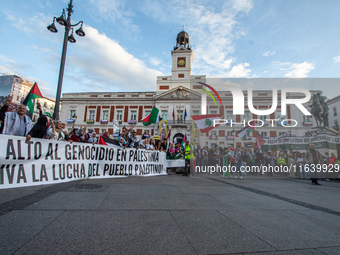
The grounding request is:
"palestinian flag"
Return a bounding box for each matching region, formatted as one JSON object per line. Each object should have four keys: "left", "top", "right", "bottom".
{"left": 22, "top": 82, "right": 43, "bottom": 116}
{"left": 182, "top": 133, "right": 186, "bottom": 149}
{"left": 45, "top": 112, "right": 52, "bottom": 118}
{"left": 98, "top": 136, "right": 108, "bottom": 146}
{"left": 191, "top": 114, "right": 223, "bottom": 133}
{"left": 141, "top": 107, "right": 161, "bottom": 126}
{"left": 256, "top": 133, "right": 266, "bottom": 148}
{"left": 237, "top": 120, "right": 256, "bottom": 141}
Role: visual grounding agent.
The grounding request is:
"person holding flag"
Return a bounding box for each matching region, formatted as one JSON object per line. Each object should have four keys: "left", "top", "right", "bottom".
{"left": 181, "top": 139, "right": 194, "bottom": 176}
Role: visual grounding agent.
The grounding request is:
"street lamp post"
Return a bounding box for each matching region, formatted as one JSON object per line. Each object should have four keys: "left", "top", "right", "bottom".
{"left": 47, "top": 0, "right": 85, "bottom": 120}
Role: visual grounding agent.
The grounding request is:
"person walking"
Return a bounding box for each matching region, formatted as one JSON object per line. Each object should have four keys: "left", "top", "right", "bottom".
{"left": 182, "top": 140, "right": 194, "bottom": 176}
{"left": 234, "top": 146, "right": 243, "bottom": 179}
{"left": 305, "top": 144, "right": 323, "bottom": 185}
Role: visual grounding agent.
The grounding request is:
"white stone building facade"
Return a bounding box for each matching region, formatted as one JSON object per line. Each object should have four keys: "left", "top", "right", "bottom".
{"left": 60, "top": 31, "right": 322, "bottom": 151}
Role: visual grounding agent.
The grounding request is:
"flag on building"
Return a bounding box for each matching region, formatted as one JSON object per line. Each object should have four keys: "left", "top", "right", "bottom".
{"left": 22, "top": 82, "right": 43, "bottom": 116}
{"left": 191, "top": 114, "right": 223, "bottom": 133}
{"left": 172, "top": 108, "right": 175, "bottom": 121}
{"left": 236, "top": 120, "right": 256, "bottom": 141}
{"left": 141, "top": 107, "right": 161, "bottom": 126}
{"left": 256, "top": 133, "right": 266, "bottom": 148}
{"left": 178, "top": 108, "right": 181, "bottom": 121}
{"left": 184, "top": 108, "right": 187, "bottom": 120}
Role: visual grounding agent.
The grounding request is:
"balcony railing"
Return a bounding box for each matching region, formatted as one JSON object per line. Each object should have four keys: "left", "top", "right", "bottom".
{"left": 277, "top": 121, "right": 287, "bottom": 126}
{"left": 166, "top": 120, "right": 192, "bottom": 125}
{"left": 303, "top": 121, "right": 313, "bottom": 126}
{"left": 128, "top": 120, "right": 137, "bottom": 124}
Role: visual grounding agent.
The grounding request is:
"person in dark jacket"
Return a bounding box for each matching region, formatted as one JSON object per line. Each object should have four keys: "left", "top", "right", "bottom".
{"left": 69, "top": 128, "right": 88, "bottom": 143}
{"left": 26, "top": 115, "right": 48, "bottom": 141}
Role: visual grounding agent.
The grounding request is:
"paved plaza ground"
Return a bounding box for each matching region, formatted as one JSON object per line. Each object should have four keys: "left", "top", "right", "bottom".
{"left": 0, "top": 173, "right": 339, "bottom": 255}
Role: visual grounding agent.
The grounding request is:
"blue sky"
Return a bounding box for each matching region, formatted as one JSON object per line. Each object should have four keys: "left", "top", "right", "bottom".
{"left": 1, "top": 0, "right": 340, "bottom": 100}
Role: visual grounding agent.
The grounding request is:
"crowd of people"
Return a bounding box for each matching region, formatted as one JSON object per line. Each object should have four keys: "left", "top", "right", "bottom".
{"left": 0, "top": 96, "right": 183, "bottom": 153}
{"left": 193, "top": 144, "right": 340, "bottom": 184}
{"left": 1, "top": 96, "right": 339, "bottom": 184}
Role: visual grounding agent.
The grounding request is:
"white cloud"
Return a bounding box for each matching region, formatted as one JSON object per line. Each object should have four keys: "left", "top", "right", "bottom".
{"left": 65, "top": 25, "right": 163, "bottom": 92}
{"left": 4, "top": 11, "right": 33, "bottom": 33}
{"left": 140, "top": 0, "right": 254, "bottom": 77}
{"left": 227, "top": 63, "right": 252, "bottom": 77}
{"left": 0, "top": 55, "right": 36, "bottom": 72}
{"left": 282, "top": 61, "right": 315, "bottom": 78}
{"left": 149, "top": 57, "right": 161, "bottom": 66}
{"left": 88, "top": 0, "right": 139, "bottom": 36}
{"left": 333, "top": 55, "right": 340, "bottom": 64}
{"left": 263, "top": 51, "right": 276, "bottom": 57}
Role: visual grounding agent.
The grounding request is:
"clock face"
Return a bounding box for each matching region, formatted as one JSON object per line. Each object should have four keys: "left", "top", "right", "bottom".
{"left": 178, "top": 58, "right": 185, "bottom": 67}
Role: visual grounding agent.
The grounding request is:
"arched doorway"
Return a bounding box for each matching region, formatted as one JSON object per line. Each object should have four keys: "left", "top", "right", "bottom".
{"left": 173, "top": 133, "right": 184, "bottom": 144}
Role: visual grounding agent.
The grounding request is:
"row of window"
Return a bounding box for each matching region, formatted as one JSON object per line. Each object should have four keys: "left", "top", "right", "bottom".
{"left": 69, "top": 109, "right": 202, "bottom": 121}
{"left": 71, "top": 109, "right": 316, "bottom": 122}
{"left": 210, "top": 131, "right": 287, "bottom": 138}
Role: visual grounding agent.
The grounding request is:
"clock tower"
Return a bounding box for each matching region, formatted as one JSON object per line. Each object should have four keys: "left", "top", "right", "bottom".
{"left": 171, "top": 30, "right": 193, "bottom": 86}
{"left": 156, "top": 30, "right": 206, "bottom": 93}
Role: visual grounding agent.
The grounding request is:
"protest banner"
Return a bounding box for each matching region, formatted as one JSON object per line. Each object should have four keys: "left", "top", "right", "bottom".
{"left": 261, "top": 129, "right": 340, "bottom": 152}
{"left": 0, "top": 135, "right": 168, "bottom": 189}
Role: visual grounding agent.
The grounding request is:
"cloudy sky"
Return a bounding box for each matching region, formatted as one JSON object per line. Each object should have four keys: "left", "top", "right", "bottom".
{"left": 1, "top": 0, "right": 340, "bottom": 100}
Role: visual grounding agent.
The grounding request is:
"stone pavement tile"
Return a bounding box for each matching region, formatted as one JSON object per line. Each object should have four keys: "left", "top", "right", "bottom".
{"left": 316, "top": 246, "right": 340, "bottom": 254}
{"left": 292, "top": 209, "right": 340, "bottom": 228}
{"left": 240, "top": 248, "right": 325, "bottom": 254}
{"left": 0, "top": 210, "right": 64, "bottom": 255}
{"left": 225, "top": 178, "right": 340, "bottom": 212}
{"left": 160, "top": 176, "right": 191, "bottom": 186}
{"left": 213, "top": 190, "right": 312, "bottom": 212}
{"left": 78, "top": 177, "right": 121, "bottom": 184}
{"left": 0, "top": 189, "right": 36, "bottom": 204}
{"left": 107, "top": 184, "right": 143, "bottom": 194}
{"left": 142, "top": 184, "right": 183, "bottom": 194}
{"left": 26, "top": 191, "right": 108, "bottom": 210}
{"left": 14, "top": 211, "right": 196, "bottom": 255}
{"left": 177, "top": 194, "right": 235, "bottom": 211}
{"left": 0, "top": 184, "right": 56, "bottom": 204}
{"left": 112, "top": 176, "right": 164, "bottom": 185}
{"left": 219, "top": 210, "right": 340, "bottom": 250}
{"left": 175, "top": 185, "right": 233, "bottom": 195}
{"left": 99, "top": 193, "right": 191, "bottom": 210}
{"left": 170, "top": 210, "right": 275, "bottom": 255}
{"left": 189, "top": 176, "right": 229, "bottom": 186}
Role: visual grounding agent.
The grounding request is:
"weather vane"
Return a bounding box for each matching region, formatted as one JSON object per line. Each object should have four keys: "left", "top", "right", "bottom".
{"left": 182, "top": 25, "right": 184, "bottom": 31}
